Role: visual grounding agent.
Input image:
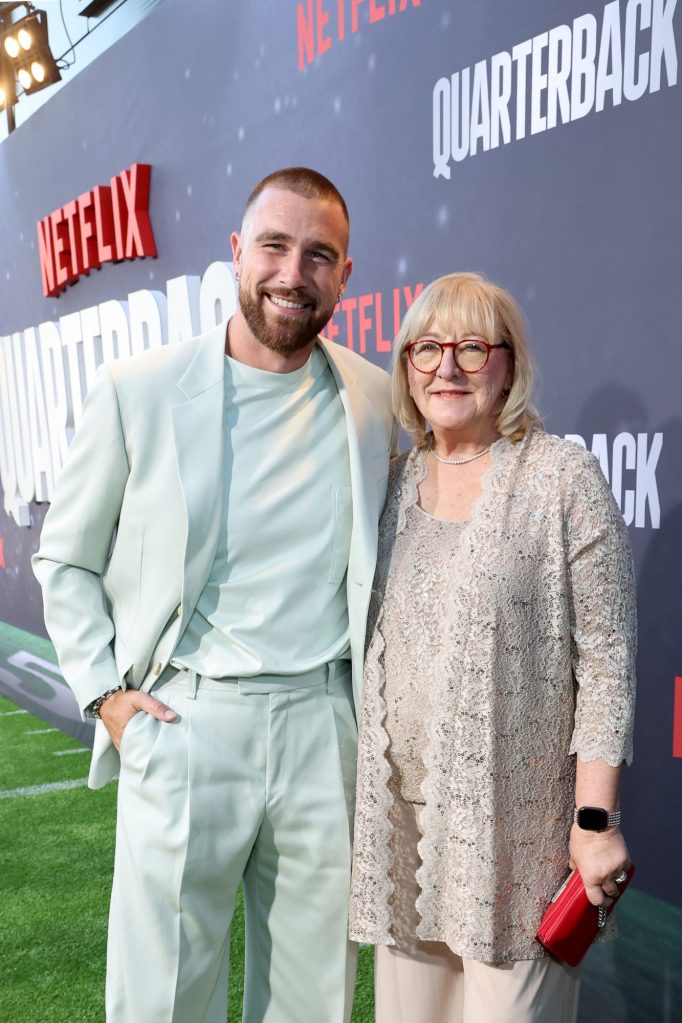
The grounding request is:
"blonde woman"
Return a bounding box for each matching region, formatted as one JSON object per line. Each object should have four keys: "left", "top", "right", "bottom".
{"left": 349, "top": 273, "right": 636, "bottom": 1023}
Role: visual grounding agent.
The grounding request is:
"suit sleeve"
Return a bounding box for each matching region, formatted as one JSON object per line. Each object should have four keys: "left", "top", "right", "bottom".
{"left": 32, "top": 363, "right": 130, "bottom": 715}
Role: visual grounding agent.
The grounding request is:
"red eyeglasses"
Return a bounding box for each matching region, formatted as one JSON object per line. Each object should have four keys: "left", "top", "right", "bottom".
{"left": 405, "top": 337, "right": 511, "bottom": 374}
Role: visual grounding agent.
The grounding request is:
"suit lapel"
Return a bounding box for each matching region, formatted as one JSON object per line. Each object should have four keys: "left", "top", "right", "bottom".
{"left": 317, "top": 339, "right": 376, "bottom": 588}
{"left": 171, "top": 324, "right": 227, "bottom": 618}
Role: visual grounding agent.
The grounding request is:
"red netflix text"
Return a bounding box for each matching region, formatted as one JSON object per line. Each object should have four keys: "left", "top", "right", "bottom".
{"left": 297, "top": 0, "right": 421, "bottom": 70}
{"left": 325, "top": 282, "right": 423, "bottom": 355}
{"left": 37, "top": 163, "right": 157, "bottom": 298}
{"left": 674, "top": 677, "right": 682, "bottom": 758}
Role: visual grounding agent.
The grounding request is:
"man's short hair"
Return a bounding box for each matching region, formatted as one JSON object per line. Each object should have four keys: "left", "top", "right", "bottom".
{"left": 242, "top": 167, "right": 349, "bottom": 228}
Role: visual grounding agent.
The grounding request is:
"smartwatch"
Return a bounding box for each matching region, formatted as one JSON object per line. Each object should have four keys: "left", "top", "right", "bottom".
{"left": 573, "top": 806, "right": 621, "bottom": 831}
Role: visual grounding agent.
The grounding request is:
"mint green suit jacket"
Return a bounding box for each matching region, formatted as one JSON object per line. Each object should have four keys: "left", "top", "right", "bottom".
{"left": 33, "top": 323, "right": 395, "bottom": 787}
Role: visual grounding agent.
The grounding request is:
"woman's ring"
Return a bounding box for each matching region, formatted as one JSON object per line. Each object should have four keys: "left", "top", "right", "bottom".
{"left": 613, "top": 870, "right": 627, "bottom": 884}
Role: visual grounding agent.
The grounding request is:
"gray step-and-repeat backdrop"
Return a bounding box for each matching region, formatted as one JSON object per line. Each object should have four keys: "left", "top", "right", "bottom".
{"left": 1, "top": 0, "right": 680, "bottom": 906}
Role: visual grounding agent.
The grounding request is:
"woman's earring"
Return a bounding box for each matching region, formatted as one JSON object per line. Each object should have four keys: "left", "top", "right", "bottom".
{"left": 501, "top": 387, "right": 511, "bottom": 397}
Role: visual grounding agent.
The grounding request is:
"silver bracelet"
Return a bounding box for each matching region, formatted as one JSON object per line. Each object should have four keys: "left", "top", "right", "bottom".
{"left": 89, "top": 686, "right": 123, "bottom": 719}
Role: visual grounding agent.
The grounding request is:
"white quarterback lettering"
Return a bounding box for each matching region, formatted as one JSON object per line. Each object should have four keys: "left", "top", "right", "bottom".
{"left": 433, "top": 0, "right": 679, "bottom": 177}
{"left": 0, "top": 261, "right": 238, "bottom": 525}
{"left": 565, "top": 432, "right": 662, "bottom": 528}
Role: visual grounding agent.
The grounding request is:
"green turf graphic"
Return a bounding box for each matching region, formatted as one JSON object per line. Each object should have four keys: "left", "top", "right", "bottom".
{"left": 0, "top": 620, "right": 94, "bottom": 746}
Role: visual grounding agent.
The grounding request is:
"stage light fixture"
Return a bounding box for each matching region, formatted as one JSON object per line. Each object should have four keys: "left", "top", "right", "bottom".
{"left": 0, "top": 8, "right": 60, "bottom": 98}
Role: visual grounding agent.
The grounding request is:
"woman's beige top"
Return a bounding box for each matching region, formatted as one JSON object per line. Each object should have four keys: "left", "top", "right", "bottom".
{"left": 382, "top": 505, "right": 466, "bottom": 803}
{"left": 349, "top": 427, "right": 637, "bottom": 962}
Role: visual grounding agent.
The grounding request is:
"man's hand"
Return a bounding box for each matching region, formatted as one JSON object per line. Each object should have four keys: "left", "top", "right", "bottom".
{"left": 568, "top": 823, "right": 631, "bottom": 907}
{"left": 98, "top": 688, "right": 177, "bottom": 751}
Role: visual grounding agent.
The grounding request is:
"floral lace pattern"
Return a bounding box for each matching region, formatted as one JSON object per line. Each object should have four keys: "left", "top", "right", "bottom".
{"left": 349, "top": 428, "right": 637, "bottom": 962}
{"left": 380, "top": 507, "right": 466, "bottom": 803}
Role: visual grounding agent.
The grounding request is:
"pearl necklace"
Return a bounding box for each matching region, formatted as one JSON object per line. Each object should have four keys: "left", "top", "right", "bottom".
{"left": 430, "top": 444, "right": 491, "bottom": 465}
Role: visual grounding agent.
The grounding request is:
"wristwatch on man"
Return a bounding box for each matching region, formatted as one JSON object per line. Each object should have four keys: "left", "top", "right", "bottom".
{"left": 573, "top": 806, "right": 621, "bottom": 831}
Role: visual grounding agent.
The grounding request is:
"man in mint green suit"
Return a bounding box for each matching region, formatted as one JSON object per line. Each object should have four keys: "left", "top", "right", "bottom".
{"left": 33, "top": 168, "right": 395, "bottom": 1023}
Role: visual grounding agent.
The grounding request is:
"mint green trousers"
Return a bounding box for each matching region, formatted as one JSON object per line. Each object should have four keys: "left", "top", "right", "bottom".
{"left": 105, "top": 664, "right": 358, "bottom": 1023}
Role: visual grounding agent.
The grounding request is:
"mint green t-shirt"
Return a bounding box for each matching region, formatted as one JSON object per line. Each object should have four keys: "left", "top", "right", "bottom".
{"left": 172, "top": 346, "right": 352, "bottom": 678}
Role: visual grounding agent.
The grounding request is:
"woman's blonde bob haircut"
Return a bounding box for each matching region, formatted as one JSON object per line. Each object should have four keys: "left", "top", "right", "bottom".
{"left": 392, "top": 272, "right": 541, "bottom": 446}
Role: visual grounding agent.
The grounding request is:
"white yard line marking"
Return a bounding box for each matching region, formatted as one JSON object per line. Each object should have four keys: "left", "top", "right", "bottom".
{"left": 0, "top": 709, "right": 29, "bottom": 716}
{"left": 25, "top": 727, "right": 58, "bottom": 735}
{"left": 0, "top": 778, "right": 89, "bottom": 800}
{"left": 53, "top": 748, "right": 89, "bottom": 757}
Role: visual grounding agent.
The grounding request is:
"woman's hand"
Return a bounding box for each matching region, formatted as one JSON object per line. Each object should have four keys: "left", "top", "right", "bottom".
{"left": 568, "top": 823, "right": 631, "bottom": 907}
{"left": 571, "top": 756, "right": 630, "bottom": 906}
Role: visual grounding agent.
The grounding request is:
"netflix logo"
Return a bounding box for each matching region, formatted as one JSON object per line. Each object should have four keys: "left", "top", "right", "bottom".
{"left": 36, "top": 162, "right": 157, "bottom": 298}
{"left": 325, "top": 282, "right": 423, "bottom": 355}
{"left": 297, "top": 0, "right": 421, "bottom": 70}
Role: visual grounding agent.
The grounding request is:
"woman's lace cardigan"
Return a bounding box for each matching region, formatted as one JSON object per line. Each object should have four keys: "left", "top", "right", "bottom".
{"left": 349, "top": 427, "right": 637, "bottom": 962}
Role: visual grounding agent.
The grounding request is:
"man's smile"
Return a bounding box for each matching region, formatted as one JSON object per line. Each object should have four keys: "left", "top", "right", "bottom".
{"left": 266, "top": 293, "right": 311, "bottom": 311}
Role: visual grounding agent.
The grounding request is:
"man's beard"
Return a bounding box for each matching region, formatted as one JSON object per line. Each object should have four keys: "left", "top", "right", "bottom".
{"left": 238, "top": 283, "right": 334, "bottom": 354}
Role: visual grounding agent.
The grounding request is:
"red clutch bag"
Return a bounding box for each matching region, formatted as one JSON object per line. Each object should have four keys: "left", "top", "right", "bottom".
{"left": 535, "top": 864, "right": 635, "bottom": 967}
